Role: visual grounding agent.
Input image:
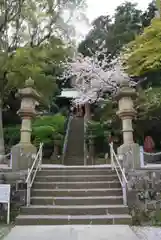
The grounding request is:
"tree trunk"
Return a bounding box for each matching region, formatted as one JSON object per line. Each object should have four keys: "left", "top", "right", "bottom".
{"left": 0, "top": 98, "right": 5, "bottom": 163}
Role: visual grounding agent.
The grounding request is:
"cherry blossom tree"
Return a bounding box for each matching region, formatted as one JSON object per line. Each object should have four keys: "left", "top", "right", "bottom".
{"left": 63, "top": 51, "right": 132, "bottom": 104}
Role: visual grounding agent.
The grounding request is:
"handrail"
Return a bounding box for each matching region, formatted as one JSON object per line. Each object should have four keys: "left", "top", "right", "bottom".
{"left": 25, "top": 143, "right": 43, "bottom": 206}
{"left": 83, "top": 118, "right": 87, "bottom": 165}
{"left": 109, "top": 142, "right": 128, "bottom": 205}
{"left": 62, "top": 115, "right": 72, "bottom": 164}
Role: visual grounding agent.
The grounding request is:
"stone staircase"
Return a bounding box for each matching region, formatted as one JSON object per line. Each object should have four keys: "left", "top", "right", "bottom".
{"left": 16, "top": 166, "right": 132, "bottom": 225}
{"left": 64, "top": 117, "right": 84, "bottom": 165}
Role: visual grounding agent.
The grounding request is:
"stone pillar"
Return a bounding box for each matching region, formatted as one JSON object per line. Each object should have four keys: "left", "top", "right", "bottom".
{"left": 76, "top": 105, "right": 79, "bottom": 117}
{"left": 88, "top": 136, "right": 95, "bottom": 165}
{"left": 51, "top": 140, "right": 61, "bottom": 162}
{"left": 116, "top": 79, "right": 140, "bottom": 169}
{"left": 79, "top": 104, "right": 83, "bottom": 117}
{"left": 84, "top": 102, "right": 92, "bottom": 164}
{"left": 85, "top": 102, "right": 91, "bottom": 120}
{"left": 11, "top": 78, "right": 40, "bottom": 171}
{"left": 0, "top": 98, "right": 5, "bottom": 163}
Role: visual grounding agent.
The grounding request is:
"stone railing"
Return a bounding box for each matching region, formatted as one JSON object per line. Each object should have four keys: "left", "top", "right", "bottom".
{"left": 0, "top": 173, "right": 27, "bottom": 223}
{"left": 117, "top": 146, "right": 161, "bottom": 225}
{"left": 140, "top": 146, "right": 161, "bottom": 167}
{"left": 127, "top": 168, "right": 161, "bottom": 225}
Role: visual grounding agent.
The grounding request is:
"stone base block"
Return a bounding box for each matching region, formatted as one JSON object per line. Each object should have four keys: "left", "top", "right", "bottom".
{"left": 117, "top": 143, "right": 140, "bottom": 170}
{"left": 0, "top": 170, "right": 27, "bottom": 183}
{"left": 11, "top": 143, "right": 37, "bottom": 171}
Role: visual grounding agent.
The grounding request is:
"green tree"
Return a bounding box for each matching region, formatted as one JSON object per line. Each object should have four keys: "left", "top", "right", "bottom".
{"left": 0, "top": 0, "right": 84, "bottom": 159}
{"left": 78, "top": 2, "right": 143, "bottom": 59}
{"left": 7, "top": 39, "right": 69, "bottom": 100}
{"left": 0, "top": 0, "right": 86, "bottom": 51}
{"left": 107, "top": 2, "right": 142, "bottom": 57}
{"left": 123, "top": 19, "right": 161, "bottom": 78}
{"left": 78, "top": 15, "right": 112, "bottom": 57}
{"left": 79, "top": 1, "right": 155, "bottom": 61}
{"left": 141, "top": 1, "right": 156, "bottom": 27}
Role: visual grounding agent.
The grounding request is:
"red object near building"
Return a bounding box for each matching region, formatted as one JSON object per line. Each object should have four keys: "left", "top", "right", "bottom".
{"left": 144, "top": 136, "right": 155, "bottom": 152}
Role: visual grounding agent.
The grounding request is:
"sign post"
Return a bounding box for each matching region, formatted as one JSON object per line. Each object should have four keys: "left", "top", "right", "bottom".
{"left": 0, "top": 184, "right": 11, "bottom": 224}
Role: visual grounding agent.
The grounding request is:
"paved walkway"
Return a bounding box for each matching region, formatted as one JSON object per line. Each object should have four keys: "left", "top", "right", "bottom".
{"left": 0, "top": 225, "right": 141, "bottom": 240}
{"left": 0, "top": 226, "right": 12, "bottom": 240}
{"left": 2, "top": 225, "right": 161, "bottom": 240}
{"left": 132, "top": 226, "right": 161, "bottom": 240}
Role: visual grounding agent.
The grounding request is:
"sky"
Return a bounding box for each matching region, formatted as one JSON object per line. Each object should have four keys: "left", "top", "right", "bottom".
{"left": 76, "top": 0, "right": 153, "bottom": 40}
{"left": 86, "top": 0, "right": 152, "bottom": 22}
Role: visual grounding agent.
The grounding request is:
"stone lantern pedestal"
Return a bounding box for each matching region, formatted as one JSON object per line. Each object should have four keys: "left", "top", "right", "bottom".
{"left": 11, "top": 78, "right": 40, "bottom": 171}
{"left": 116, "top": 80, "right": 140, "bottom": 170}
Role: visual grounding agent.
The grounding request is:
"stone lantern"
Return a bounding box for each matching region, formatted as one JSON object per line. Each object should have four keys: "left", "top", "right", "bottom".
{"left": 11, "top": 78, "right": 40, "bottom": 171}
{"left": 116, "top": 79, "right": 140, "bottom": 169}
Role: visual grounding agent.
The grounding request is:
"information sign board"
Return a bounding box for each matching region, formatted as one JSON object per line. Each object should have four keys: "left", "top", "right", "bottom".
{"left": 0, "top": 184, "right": 10, "bottom": 224}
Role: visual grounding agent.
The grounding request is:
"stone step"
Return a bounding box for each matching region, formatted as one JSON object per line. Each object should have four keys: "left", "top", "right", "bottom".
{"left": 67, "top": 129, "right": 83, "bottom": 133}
{"left": 37, "top": 169, "right": 115, "bottom": 176}
{"left": 66, "top": 163, "right": 84, "bottom": 166}
{"left": 68, "top": 137, "right": 84, "bottom": 141}
{"left": 31, "top": 196, "right": 123, "bottom": 205}
{"left": 41, "top": 166, "right": 112, "bottom": 171}
{"left": 66, "top": 151, "right": 84, "bottom": 154}
{"left": 66, "top": 146, "right": 84, "bottom": 150}
{"left": 21, "top": 205, "right": 129, "bottom": 215}
{"left": 35, "top": 175, "right": 118, "bottom": 182}
{"left": 65, "top": 157, "right": 84, "bottom": 160}
{"left": 65, "top": 162, "right": 85, "bottom": 166}
{"left": 68, "top": 130, "right": 83, "bottom": 134}
{"left": 31, "top": 188, "right": 122, "bottom": 197}
{"left": 16, "top": 214, "right": 132, "bottom": 225}
{"left": 65, "top": 157, "right": 84, "bottom": 161}
{"left": 62, "top": 163, "right": 85, "bottom": 166}
{"left": 68, "top": 128, "right": 84, "bottom": 132}
{"left": 33, "top": 181, "right": 121, "bottom": 189}
{"left": 66, "top": 145, "right": 84, "bottom": 148}
{"left": 67, "top": 143, "right": 84, "bottom": 147}
{"left": 65, "top": 159, "right": 84, "bottom": 162}
{"left": 67, "top": 140, "right": 84, "bottom": 144}
{"left": 69, "top": 126, "right": 83, "bottom": 129}
{"left": 65, "top": 152, "right": 84, "bottom": 156}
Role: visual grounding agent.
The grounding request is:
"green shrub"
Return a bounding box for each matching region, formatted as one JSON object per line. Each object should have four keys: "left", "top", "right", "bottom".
{"left": 33, "top": 113, "right": 66, "bottom": 134}
{"left": 86, "top": 121, "right": 104, "bottom": 139}
{"left": 32, "top": 125, "right": 55, "bottom": 146}
{"left": 4, "top": 114, "right": 66, "bottom": 155}
{"left": 4, "top": 126, "right": 20, "bottom": 151}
